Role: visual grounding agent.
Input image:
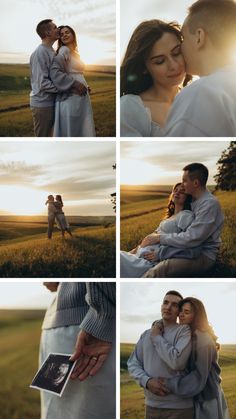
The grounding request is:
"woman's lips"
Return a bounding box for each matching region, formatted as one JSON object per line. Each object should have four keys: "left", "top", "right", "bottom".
{"left": 168, "top": 72, "right": 183, "bottom": 78}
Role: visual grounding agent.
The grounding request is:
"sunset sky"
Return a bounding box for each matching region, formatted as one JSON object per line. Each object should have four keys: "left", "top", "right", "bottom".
{"left": 120, "top": 0, "right": 197, "bottom": 60}
{"left": 0, "top": 141, "right": 116, "bottom": 216}
{"left": 121, "top": 282, "right": 236, "bottom": 344}
{"left": 120, "top": 140, "right": 230, "bottom": 185}
{"left": 0, "top": 0, "right": 115, "bottom": 65}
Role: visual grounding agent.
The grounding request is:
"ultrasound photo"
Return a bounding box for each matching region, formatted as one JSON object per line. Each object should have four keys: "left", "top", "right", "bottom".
{"left": 30, "top": 353, "right": 76, "bottom": 397}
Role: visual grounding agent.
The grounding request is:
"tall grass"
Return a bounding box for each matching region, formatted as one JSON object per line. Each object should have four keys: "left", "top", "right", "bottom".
{"left": 120, "top": 188, "right": 236, "bottom": 277}
{"left": 0, "top": 225, "right": 116, "bottom": 278}
{"left": 0, "top": 64, "right": 115, "bottom": 137}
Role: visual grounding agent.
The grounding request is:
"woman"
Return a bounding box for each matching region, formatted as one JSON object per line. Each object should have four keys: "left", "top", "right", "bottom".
{"left": 120, "top": 183, "right": 200, "bottom": 278}
{"left": 54, "top": 25, "right": 95, "bottom": 137}
{"left": 153, "top": 298, "right": 230, "bottom": 419}
{"left": 120, "top": 20, "right": 191, "bottom": 137}
{"left": 54, "top": 195, "right": 73, "bottom": 237}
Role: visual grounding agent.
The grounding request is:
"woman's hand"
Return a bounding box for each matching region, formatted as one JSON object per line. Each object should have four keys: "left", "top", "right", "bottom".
{"left": 140, "top": 234, "right": 160, "bottom": 248}
{"left": 143, "top": 251, "right": 158, "bottom": 262}
{"left": 151, "top": 320, "right": 164, "bottom": 337}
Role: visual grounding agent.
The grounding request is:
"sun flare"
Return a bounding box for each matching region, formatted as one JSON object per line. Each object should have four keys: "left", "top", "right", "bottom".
{"left": 0, "top": 186, "right": 49, "bottom": 215}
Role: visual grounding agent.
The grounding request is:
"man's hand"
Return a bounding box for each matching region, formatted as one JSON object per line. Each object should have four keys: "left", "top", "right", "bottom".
{"left": 140, "top": 234, "right": 160, "bottom": 248}
{"left": 69, "top": 330, "right": 112, "bottom": 381}
{"left": 43, "top": 282, "right": 59, "bottom": 292}
{"left": 72, "top": 80, "right": 87, "bottom": 96}
{"left": 146, "top": 377, "right": 169, "bottom": 396}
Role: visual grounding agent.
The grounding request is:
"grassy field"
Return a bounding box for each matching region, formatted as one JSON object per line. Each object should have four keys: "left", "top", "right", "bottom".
{"left": 0, "top": 309, "right": 44, "bottom": 419}
{"left": 0, "top": 64, "right": 115, "bottom": 137}
{"left": 120, "top": 186, "right": 236, "bottom": 277}
{"left": 0, "top": 217, "right": 115, "bottom": 277}
{"left": 120, "top": 343, "right": 236, "bottom": 419}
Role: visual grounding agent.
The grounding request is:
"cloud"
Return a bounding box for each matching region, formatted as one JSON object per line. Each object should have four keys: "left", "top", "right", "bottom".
{"left": 37, "top": 0, "right": 116, "bottom": 43}
{"left": 0, "top": 161, "right": 43, "bottom": 184}
{"left": 0, "top": 142, "right": 116, "bottom": 201}
{"left": 121, "top": 141, "right": 228, "bottom": 172}
{"left": 40, "top": 175, "right": 115, "bottom": 200}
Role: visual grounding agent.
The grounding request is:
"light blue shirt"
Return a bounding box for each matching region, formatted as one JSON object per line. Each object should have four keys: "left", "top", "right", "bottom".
{"left": 128, "top": 324, "right": 193, "bottom": 409}
{"left": 164, "top": 65, "right": 236, "bottom": 137}
{"left": 30, "top": 44, "right": 57, "bottom": 107}
{"left": 160, "top": 190, "right": 224, "bottom": 260}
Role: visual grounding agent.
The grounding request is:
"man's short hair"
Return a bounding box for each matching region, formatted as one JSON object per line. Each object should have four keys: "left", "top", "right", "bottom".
{"left": 165, "top": 290, "right": 183, "bottom": 299}
{"left": 36, "top": 19, "right": 53, "bottom": 39}
{"left": 187, "top": 0, "right": 236, "bottom": 47}
{"left": 183, "top": 163, "right": 209, "bottom": 186}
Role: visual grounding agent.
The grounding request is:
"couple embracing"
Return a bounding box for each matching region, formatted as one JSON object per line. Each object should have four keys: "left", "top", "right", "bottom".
{"left": 121, "top": 0, "right": 236, "bottom": 137}
{"left": 128, "top": 289, "right": 230, "bottom": 419}
{"left": 46, "top": 195, "right": 72, "bottom": 239}
{"left": 30, "top": 19, "right": 95, "bottom": 137}
{"left": 120, "top": 163, "right": 224, "bottom": 278}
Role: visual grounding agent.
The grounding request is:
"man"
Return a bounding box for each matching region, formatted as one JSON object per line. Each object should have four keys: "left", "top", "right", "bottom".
{"left": 144, "top": 163, "right": 224, "bottom": 277}
{"left": 164, "top": 0, "right": 236, "bottom": 136}
{"left": 30, "top": 19, "right": 87, "bottom": 137}
{"left": 128, "top": 290, "right": 194, "bottom": 419}
{"left": 46, "top": 195, "right": 58, "bottom": 239}
{"left": 41, "top": 282, "right": 116, "bottom": 419}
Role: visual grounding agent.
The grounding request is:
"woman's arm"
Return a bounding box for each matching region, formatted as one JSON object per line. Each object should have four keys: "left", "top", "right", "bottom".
{"left": 151, "top": 325, "right": 192, "bottom": 370}
{"left": 164, "top": 333, "right": 216, "bottom": 397}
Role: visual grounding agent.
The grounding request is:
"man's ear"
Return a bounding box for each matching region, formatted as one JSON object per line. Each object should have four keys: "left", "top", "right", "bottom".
{"left": 194, "top": 179, "right": 200, "bottom": 188}
{"left": 196, "top": 28, "right": 206, "bottom": 49}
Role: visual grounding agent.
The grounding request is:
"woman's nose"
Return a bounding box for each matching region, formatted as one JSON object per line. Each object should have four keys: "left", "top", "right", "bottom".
{"left": 168, "top": 57, "right": 180, "bottom": 71}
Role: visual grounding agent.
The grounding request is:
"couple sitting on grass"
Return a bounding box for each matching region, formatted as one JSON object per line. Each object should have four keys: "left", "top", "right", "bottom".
{"left": 45, "top": 194, "right": 72, "bottom": 239}
{"left": 120, "top": 163, "right": 224, "bottom": 278}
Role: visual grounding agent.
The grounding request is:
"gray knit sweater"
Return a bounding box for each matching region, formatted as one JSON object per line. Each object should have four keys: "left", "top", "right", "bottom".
{"left": 42, "top": 282, "right": 116, "bottom": 342}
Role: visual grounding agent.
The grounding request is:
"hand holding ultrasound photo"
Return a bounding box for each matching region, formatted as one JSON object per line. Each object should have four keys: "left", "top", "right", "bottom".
{"left": 30, "top": 353, "right": 76, "bottom": 397}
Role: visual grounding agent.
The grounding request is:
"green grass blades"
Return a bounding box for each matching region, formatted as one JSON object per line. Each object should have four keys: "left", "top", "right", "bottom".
{"left": 0, "top": 64, "right": 115, "bottom": 137}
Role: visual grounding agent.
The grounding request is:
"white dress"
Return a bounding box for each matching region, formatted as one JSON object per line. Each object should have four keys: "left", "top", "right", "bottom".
{"left": 56, "top": 213, "right": 69, "bottom": 231}
{"left": 120, "top": 94, "right": 164, "bottom": 137}
{"left": 120, "top": 210, "right": 195, "bottom": 278}
{"left": 54, "top": 46, "right": 96, "bottom": 137}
